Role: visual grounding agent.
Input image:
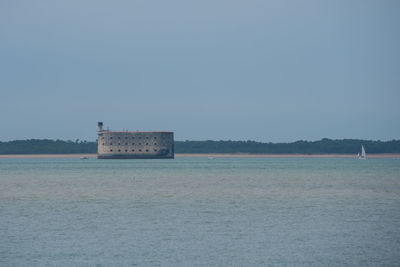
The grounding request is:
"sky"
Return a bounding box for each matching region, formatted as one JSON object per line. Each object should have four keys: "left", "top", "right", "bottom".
{"left": 1, "top": 0, "right": 399, "bottom": 142}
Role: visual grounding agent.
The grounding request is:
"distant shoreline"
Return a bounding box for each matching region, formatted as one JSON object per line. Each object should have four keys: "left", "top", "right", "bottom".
{"left": 1, "top": 153, "right": 399, "bottom": 159}
{"left": 2, "top": 139, "right": 399, "bottom": 155}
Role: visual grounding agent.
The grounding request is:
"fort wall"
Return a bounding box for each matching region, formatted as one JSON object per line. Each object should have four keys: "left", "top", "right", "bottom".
{"left": 97, "top": 123, "right": 174, "bottom": 159}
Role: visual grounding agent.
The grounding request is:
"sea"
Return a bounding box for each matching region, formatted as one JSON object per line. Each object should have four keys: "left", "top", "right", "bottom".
{"left": 1, "top": 157, "right": 400, "bottom": 266}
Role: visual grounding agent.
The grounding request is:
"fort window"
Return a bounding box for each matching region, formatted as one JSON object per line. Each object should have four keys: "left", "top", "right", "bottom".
{"left": 154, "top": 137, "right": 157, "bottom": 139}
{"left": 102, "top": 143, "right": 105, "bottom": 145}
{"left": 118, "top": 137, "right": 120, "bottom": 139}
{"left": 132, "top": 143, "right": 135, "bottom": 145}
{"left": 139, "top": 149, "right": 142, "bottom": 152}
{"left": 110, "top": 149, "right": 113, "bottom": 152}
{"left": 110, "top": 142, "right": 113, "bottom": 145}
{"left": 118, "top": 149, "right": 121, "bottom": 152}
{"left": 146, "top": 143, "right": 149, "bottom": 145}
{"left": 132, "top": 149, "right": 135, "bottom": 152}
{"left": 110, "top": 137, "right": 113, "bottom": 139}
{"left": 125, "top": 149, "right": 128, "bottom": 152}
{"left": 154, "top": 143, "right": 157, "bottom": 145}
{"left": 139, "top": 143, "right": 141, "bottom": 145}
{"left": 118, "top": 143, "right": 120, "bottom": 145}
{"left": 146, "top": 137, "right": 149, "bottom": 139}
{"left": 154, "top": 149, "right": 157, "bottom": 152}
{"left": 146, "top": 149, "right": 149, "bottom": 152}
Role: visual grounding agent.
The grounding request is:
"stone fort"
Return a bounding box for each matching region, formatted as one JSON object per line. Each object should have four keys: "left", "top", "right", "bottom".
{"left": 97, "top": 122, "right": 174, "bottom": 159}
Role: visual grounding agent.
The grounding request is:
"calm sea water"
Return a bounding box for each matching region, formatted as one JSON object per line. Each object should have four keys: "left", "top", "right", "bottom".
{"left": 1, "top": 157, "right": 400, "bottom": 266}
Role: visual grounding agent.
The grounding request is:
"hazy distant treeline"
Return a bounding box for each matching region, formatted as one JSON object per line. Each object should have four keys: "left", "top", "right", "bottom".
{"left": 175, "top": 139, "right": 400, "bottom": 154}
{"left": 0, "top": 139, "right": 96, "bottom": 154}
{"left": 0, "top": 138, "right": 399, "bottom": 154}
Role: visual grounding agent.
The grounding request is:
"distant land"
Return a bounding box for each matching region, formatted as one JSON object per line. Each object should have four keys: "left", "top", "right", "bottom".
{"left": 0, "top": 138, "right": 399, "bottom": 155}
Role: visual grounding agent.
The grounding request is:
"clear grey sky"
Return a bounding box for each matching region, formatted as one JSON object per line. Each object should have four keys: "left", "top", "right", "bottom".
{"left": 1, "top": 0, "right": 399, "bottom": 142}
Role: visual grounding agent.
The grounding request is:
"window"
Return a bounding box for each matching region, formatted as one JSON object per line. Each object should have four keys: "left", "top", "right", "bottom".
{"left": 132, "top": 149, "right": 135, "bottom": 152}
{"left": 146, "top": 136, "right": 149, "bottom": 139}
{"left": 146, "top": 143, "right": 149, "bottom": 145}
{"left": 125, "top": 149, "right": 128, "bottom": 152}
{"left": 154, "top": 143, "right": 157, "bottom": 145}
{"left": 139, "top": 137, "right": 142, "bottom": 139}
{"left": 118, "top": 149, "right": 121, "bottom": 152}
{"left": 102, "top": 143, "right": 105, "bottom": 145}
{"left": 110, "top": 142, "right": 113, "bottom": 145}
{"left": 139, "top": 143, "right": 141, "bottom": 145}
{"left": 125, "top": 137, "right": 127, "bottom": 139}
{"left": 132, "top": 137, "right": 135, "bottom": 139}
{"left": 139, "top": 149, "right": 142, "bottom": 152}
{"left": 132, "top": 143, "right": 135, "bottom": 145}
{"left": 118, "top": 137, "right": 120, "bottom": 139}
{"left": 154, "top": 137, "right": 157, "bottom": 140}
{"left": 154, "top": 149, "right": 157, "bottom": 152}
{"left": 110, "top": 149, "right": 113, "bottom": 152}
{"left": 125, "top": 143, "right": 128, "bottom": 145}
{"left": 110, "top": 137, "right": 113, "bottom": 139}
{"left": 118, "top": 143, "right": 120, "bottom": 146}
{"left": 146, "top": 149, "right": 149, "bottom": 152}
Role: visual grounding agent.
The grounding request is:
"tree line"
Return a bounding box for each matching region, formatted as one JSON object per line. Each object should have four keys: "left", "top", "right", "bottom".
{"left": 175, "top": 139, "right": 400, "bottom": 154}
{"left": 0, "top": 138, "right": 399, "bottom": 154}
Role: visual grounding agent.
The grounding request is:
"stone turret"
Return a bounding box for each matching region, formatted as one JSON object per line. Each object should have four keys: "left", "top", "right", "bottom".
{"left": 98, "top": 122, "right": 103, "bottom": 132}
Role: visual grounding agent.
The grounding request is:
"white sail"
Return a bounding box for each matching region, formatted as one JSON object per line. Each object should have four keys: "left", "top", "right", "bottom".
{"left": 360, "top": 145, "right": 366, "bottom": 159}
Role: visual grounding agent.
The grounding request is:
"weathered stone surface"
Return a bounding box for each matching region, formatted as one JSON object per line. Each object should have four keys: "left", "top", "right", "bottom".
{"left": 97, "top": 123, "right": 174, "bottom": 159}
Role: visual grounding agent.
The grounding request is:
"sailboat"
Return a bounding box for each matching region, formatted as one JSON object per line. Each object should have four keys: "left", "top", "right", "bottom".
{"left": 358, "top": 145, "right": 366, "bottom": 159}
